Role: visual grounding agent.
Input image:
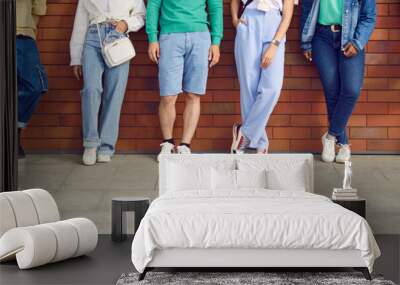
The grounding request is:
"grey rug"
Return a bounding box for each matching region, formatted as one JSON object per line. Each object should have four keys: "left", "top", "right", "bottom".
{"left": 116, "top": 272, "right": 396, "bottom": 285}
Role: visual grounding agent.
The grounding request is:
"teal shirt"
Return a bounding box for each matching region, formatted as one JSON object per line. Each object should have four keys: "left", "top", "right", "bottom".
{"left": 146, "top": 0, "right": 223, "bottom": 46}
{"left": 318, "top": 0, "right": 344, "bottom": 25}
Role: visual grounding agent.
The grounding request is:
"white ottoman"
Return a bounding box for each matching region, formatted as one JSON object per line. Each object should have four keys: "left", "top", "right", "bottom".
{"left": 0, "top": 189, "right": 98, "bottom": 269}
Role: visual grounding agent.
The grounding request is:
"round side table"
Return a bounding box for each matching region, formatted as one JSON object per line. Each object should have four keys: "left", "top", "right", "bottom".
{"left": 111, "top": 197, "right": 150, "bottom": 242}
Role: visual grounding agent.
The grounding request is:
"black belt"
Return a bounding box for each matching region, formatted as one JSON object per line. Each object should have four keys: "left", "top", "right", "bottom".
{"left": 318, "top": 24, "right": 342, "bottom": 33}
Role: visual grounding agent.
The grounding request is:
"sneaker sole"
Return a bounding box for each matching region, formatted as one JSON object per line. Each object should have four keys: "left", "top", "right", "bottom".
{"left": 82, "top": 160, "right": 96, "bottom": 166}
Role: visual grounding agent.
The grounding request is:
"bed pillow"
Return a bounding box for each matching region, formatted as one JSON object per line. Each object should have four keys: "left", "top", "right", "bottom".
{"left": 236, "top": 169, "right": 268, "bottom": 189}
{"left": 237, "top": 159, "right": 309, "bottom": 191}
{"left": 212, "top": 168, "right": 237, "bottom": 191}
{"left": 266, "top": 166, "right": 307, "bottom": 191}
{"left": 167, "top": 162, "right": 212, "bottom": 192}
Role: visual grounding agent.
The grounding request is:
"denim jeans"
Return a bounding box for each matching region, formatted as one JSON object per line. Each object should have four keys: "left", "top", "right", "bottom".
{"left": 312, "top": 26, "right": 365, "bottom": 145}
{"left": 16, "top": 36, "right": 48, "bottom": 128}
{"left": 81, "top": 23, "right": 130, "bottom": 155}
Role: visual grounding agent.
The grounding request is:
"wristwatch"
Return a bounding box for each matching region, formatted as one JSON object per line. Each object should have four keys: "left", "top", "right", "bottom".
{"left": 271, "top": 39, "right": 280, "bottom": 47}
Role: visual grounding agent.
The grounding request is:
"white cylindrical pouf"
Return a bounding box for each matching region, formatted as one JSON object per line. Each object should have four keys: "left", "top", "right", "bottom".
{"left": 43, "top": 221, "right": 79, "bottom": 263}
{"left": 0, "top": 196, "right": 17, "bottom": 237}
{"left": 65, "top": 218, "right": 98, "bottom": 257}
{"left": 24, "top": 189, "right": 60, "bottom": 223}
{"left": 1, "top": 192, "right": 39, "bottom": 227}
{"left": 0, "top": 226, "right": 57, "bottom": 269}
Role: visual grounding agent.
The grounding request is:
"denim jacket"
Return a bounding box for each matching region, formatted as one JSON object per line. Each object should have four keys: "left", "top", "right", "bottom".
{"left": 300, "top": 0, "right": 376, "bottom": 52}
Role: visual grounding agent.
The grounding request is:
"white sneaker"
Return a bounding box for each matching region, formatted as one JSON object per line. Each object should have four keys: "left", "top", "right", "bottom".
{"left": 336, "top": 144, "right": 351, "bottom": 163}
{"left": 82, "top": 147, "right": 97, "bottom": 166}
{"left": 97, "top": 153, "right": 111, "bottom": 163}
{"left": 157, "top": 142, "right": 175, "bottom": 162}
{"left": 177, "top": 145, "right": 191, "bottom": 154}
{"left": 321, "top": 132, "right": 336, "bottom": 163}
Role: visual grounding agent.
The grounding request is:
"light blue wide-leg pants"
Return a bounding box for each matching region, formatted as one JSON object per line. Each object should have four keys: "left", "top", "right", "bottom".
{"left": 81, "top": 23, "right": 130, "bottom": 155}
{"left": 235, "top": 7, "right": 285, "bottom": 151}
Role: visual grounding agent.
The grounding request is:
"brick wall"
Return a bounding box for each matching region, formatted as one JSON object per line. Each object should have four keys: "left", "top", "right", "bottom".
{"left": 23, "top": 0, "right": 400, "bottom": 153}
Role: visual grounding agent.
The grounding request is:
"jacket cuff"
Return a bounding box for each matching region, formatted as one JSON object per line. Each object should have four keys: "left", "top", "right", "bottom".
{"left": 121, "top": 18, "right": 140, "bottom": 33}
{"left": 212, "top": 36, "right": 221, "bottom": 46}
{"left": 70, "top": 57, "right": 81, "bottom": 66}
{"left": 351, "top": 39, "right": 364, "bottom": 52}
{"left": 148, "top": 33, "right": 158, "bottom": 43}
{"left": 301, "top": 42, "right": 312, "bottom": 52}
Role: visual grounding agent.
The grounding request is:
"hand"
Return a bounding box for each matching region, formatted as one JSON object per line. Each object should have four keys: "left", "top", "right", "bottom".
{"left": 72, "top": 65, "right": 82, "bottom": 80}
{"left": 208, "top": 44, "right": 220, "bottom": 68}
{"left": 343, "top": 42, "right": 358, "bottom": 58}
{"left": 112, "top": 20, "right": 128, "bottom": 33}
{"left": 232, "top": 17, "right": 247, "bottom": 28}
{"left": 303, "top": 50, "right": 312, "bottom": 62}
{"left": 261, "top": 45, "right": 278, "bottom": 68}
{"left": 148, "top": 42, "right": 160, "bottom": 64}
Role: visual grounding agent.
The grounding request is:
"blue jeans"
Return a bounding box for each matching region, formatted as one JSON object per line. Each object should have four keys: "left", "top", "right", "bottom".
{"left": 17, "top": 36, "right": 48, "bottom": 128}
{"left": 312, "top": 26, "right": 365, "bottom": 145}
{"left": 81, "top": 23, "right": 130, "bottom": 155}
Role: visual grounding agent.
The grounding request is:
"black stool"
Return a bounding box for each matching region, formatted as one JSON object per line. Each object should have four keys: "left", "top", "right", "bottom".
{"left": 111, "top": 197, "right": 150, "bottom": 242}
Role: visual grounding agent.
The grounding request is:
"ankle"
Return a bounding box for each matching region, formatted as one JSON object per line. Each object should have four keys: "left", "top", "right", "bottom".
{"left": 179, "top": 143, "right": 191, "bottom": 148}
{"left": 163, "top": 138, "right": 175, "bottom": 145}
{"left": 326, "top": 133, "right": 336, "bottom": 141}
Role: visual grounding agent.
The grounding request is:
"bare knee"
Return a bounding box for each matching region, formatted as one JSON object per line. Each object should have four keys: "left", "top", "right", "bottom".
{"left": 160, "top": 96, "right": 177, "bottom": 108}
{"left": 186, "top": 93, "right": 201, "bottom": 104}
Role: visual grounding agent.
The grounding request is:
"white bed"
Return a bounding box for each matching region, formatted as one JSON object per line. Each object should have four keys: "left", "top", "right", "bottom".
{"left": 131, "top": 154, "right": 380, "bottom": 280}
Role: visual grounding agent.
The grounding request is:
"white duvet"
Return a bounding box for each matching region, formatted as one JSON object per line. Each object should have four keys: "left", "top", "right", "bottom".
{"left": 131, "top": 190, "right": 380, "bottom": 273}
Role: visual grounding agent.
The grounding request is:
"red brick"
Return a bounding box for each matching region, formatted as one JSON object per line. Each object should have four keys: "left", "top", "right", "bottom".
{"left": 368, "top": 115, "right": 400, "bottom": 126}
{"left": 367, "top": 66, "right": 400, "bottom": 77}
{"left": 350, "top": 127, "right": 388, "bottom": 139}
{"left": 273, "top": 127, "right": 311, "bottom": 139}
{"left": 367, "top": 140, "right": 400, "bottom": 151}
{"left": 388, "top": 128, "right": 400, "bottom": 139}
{"left": 368, "top": 91, "right": 400, "bottom": 102}
{"left": 389, "top": 103, "right": 400, "bottom": 114}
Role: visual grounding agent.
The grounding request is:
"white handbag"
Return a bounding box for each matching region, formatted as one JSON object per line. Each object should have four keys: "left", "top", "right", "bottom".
{"left": 96, "top": 23, "right": 136, "bottom": 68}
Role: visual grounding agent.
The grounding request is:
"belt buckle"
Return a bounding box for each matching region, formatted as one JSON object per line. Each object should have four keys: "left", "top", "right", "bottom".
{"left": 330, "top": 25, "right": 340, "bottom": 33}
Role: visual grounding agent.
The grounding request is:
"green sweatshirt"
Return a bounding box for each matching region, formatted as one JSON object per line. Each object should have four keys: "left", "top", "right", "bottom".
{"left": 146, "top": 0, "right": 223, "bottom": 46}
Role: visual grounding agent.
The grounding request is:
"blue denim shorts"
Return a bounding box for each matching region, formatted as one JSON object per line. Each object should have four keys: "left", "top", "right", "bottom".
{"left": 158, "top": 31, "right": 211, "bottom": 96}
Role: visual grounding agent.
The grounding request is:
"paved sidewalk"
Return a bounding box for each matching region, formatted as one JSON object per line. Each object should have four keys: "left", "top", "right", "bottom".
{"left": 18, "top": 154, "right": 400, "bottom": 234}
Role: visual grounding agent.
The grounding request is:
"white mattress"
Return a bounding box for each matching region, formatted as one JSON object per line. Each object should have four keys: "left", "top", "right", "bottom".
{"left": 131, "top": 190, "right": 381, "bottom": 273}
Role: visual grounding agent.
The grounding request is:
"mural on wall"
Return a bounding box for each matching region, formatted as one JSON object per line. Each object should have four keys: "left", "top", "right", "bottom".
{"left": 22, "top": 0, "right": 400, "bottom": 153}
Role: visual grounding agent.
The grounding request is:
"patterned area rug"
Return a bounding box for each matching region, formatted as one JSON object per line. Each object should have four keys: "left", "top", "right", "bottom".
{"left": 116, "top": 272, "right": 396, "bottom": 285}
